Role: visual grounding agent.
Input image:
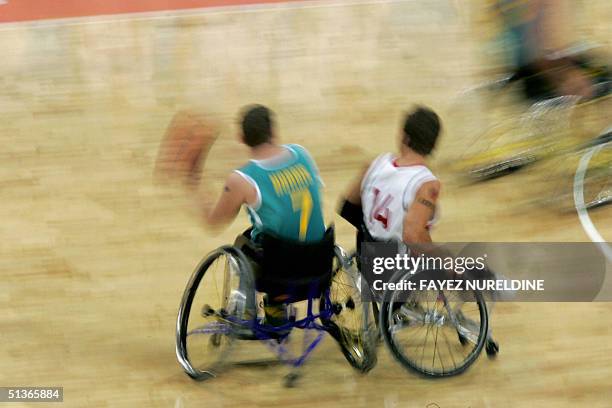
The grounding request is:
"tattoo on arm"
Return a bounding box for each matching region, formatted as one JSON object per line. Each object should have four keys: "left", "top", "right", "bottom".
{"left": 417, "top": 197, "right": 435, "bottom": 210}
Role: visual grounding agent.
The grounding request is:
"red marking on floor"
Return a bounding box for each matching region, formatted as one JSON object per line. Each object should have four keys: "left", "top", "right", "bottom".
{"left": 0, "top": 0, "right": 305, "bottom": 24}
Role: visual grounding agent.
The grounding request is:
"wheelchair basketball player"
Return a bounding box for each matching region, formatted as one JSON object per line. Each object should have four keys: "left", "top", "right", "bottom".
{"left": 157, "top": 104, "right": 326, "bottom": 326}
{"left": 491, "top": 0, "right": 609, "bottom": 101}
{"left": 338, "top": 105, "right": 500, "bottom": 354}
{"left": 339, "top": 105, "right": 441, "bottom": 248}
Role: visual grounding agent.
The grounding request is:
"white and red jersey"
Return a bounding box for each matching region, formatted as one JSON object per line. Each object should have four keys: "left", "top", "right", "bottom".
{"left": 361, "top": 153, "right": 438, "bottom": 242}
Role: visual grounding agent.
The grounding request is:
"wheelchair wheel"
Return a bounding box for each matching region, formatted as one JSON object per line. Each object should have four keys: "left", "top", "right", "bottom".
{"left": 534, "top": 130, "right": 610, "bottom": 212}
{"left": 451, "top": 95, "right": 580, "bottom": 182}
{"left": 574, "top": 133, "right": 612, "bottom": 262}
{"left": 577, "top": 134, "right": 611, "bottom": 211}
{"left": 176, "top": 246, "right": 254, "bottom": 380}
{"left": 320, "top": 246, "right": 378, "bottom": 373}
{"left": 380, "top": 270, "right": 488, "bottom": 377}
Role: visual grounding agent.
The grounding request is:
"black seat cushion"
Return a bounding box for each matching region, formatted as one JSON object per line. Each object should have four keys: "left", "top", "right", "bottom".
{"left": 256, "top": 227, "right": 335, "bottom": 302}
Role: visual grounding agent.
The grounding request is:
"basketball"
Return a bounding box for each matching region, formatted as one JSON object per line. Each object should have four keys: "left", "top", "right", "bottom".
{"left": 155, "top": 110, "right": 219, "bottom": 186}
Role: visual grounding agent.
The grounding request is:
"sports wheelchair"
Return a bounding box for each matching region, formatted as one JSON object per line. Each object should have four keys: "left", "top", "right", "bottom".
{"left": 175, "top": 227, "right": 378, "bottom": 387}
{"left": 448, "top": 44, "right": 610, "bottom": 186}
{"left": 354, "top": 228, "right": 498, "bottom": 378}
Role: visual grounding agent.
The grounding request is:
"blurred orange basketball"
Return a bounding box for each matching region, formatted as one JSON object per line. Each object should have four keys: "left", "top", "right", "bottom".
{"left": 155, "top": 110, "right": 219, "bottom": 187}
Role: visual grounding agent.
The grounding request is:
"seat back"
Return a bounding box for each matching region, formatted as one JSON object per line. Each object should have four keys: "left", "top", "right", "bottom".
{"left": 256, "top": 227, "right": 335, "bottom": 303}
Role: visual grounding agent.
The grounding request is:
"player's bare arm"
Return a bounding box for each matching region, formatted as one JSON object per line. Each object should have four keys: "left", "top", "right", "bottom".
{"left": 193, "top": 172, "right": 256, "bottom": 232}
{"left": 402, "top": 179, "right": 455, "bottom": 265}
{"left": 402, "top": 179, "right": 440, "bottom": 244}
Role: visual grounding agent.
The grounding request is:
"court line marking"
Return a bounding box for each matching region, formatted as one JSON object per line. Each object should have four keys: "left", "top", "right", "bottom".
{"left": 573, "top": 142, "right": 612, "bottom": 263}
{"left": 0, "top": 0, "right": 428, "bottom": 31}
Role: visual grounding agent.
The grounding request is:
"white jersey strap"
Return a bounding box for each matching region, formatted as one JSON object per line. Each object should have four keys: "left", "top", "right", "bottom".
{"left": 402, "top": 167, "right": 437, "bottom": 209}
{"left": 234, "top": 170, "right": 262, "bottom": 210}
{"left": 361, "top": 153, "right": 391, "bottom": 195}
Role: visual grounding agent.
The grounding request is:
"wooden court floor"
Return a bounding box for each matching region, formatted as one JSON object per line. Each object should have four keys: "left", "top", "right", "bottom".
{"left": 1, "top": 1, "right": 611, "bottom": 406}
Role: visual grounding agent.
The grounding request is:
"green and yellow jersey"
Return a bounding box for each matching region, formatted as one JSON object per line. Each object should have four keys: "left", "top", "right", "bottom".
{"left": 235, "top": 144, "right": 325, "bottom": 243}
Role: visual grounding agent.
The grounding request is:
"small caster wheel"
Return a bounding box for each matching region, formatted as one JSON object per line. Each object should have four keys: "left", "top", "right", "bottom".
{"left": 486, "top": 339, "right": 499, "bottom": 357}
{"left": 331, "top": 303, "right": 343, "bottom": 315}
{"left": 284, "top": 372, "right": 300, "bottom": 388}
{"left": 201, "top": 304, "right": 215, "bottom": 317}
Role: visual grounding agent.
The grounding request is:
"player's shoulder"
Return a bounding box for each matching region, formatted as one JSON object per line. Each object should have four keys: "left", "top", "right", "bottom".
{"left": 365, "top": 152, "right": 391, "bottom": 167}
{"left": 228, "top": 170, "right": 250, "bottom": 188}
{"left": 415, "top": 178, "right": 441, "bottom": 198}
{"left": 412, "top": 166, "right": 439, "bottom": 189}
{"left": 423, "top": 178, "right": 441, "bottom": 189}
{"left": 284, "top": 143, "right": 312, "bottom": 158}
{"left": 367, "top": 152, "right": 395, "bottom": 172}
{"left": 285, "top": 143, "right": 321, "bottom": 175}
{"left": 236, "top": 158, "right": 256, "bottom": 172}
{"left": 374, "top": 152, "right": 393, "bottom": 161}
{"left": 417, "top": 164, "right": 438, "bottom": 178}
{"left": 360, "top": 153, "right": 393, "bottom": 190}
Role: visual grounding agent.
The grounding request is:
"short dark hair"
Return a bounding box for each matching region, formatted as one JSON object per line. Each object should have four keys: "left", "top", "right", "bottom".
{"left": 402, "top": 106, "right": 441, "bottom": 155}
{"left": 240, "top": 105, "right": 274, "bottom": 147}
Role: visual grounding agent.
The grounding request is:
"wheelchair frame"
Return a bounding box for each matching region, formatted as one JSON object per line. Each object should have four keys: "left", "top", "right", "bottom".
{"left": 176, "top": 243, "right": 377, "bottom": 387}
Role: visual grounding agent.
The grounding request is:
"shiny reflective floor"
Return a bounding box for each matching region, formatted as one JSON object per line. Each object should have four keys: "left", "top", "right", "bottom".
{"left": 1, "top": 1, "right": 611, "bottom": 406}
